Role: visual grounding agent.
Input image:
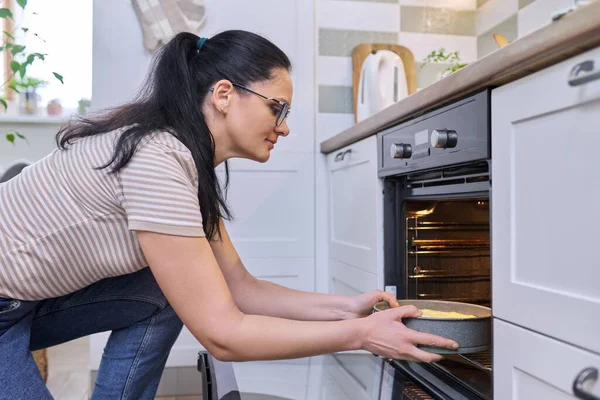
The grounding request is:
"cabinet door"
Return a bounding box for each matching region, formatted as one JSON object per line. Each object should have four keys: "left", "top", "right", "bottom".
{"left": 327, "top": 135, "right": 383, "bottom": 275}
{"left": 494, "top": 319, "right": 600, "bottom": 400}
{"left": 492, "top": 45, "right": 600, "bottom": 354}
{"left": 329, "top": 259, "right": 379, "bottom": 297}
{"left": 323, "top": 354, "right": 382, "bottom": 400}
{"left": 220, "top": 152, "right": 315, "bottom": 292}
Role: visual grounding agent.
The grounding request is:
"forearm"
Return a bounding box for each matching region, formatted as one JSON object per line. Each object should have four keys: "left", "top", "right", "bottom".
{"left": 215, "top": 313, "right": 364, "bottom": 361}
{"left": 234, "top": 277, "right": 354, "bottom": 321}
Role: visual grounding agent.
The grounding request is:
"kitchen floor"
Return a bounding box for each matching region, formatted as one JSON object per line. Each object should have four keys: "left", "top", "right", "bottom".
{"left": 46, "top": 337, "right": 200, "bottom": 400}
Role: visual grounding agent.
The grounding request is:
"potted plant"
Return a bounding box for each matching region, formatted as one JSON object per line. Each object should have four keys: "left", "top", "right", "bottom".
{"left": 420, "top": 48, "right": 468, "bottom": 81}
{"left": 77, "top": 98, "right": 91, "bottom": 115}
{"left": 0, "top": 1, "right": 64, "bottom": 143}
{"left": 9, "top": 76, "right": 48, "bottom": 115}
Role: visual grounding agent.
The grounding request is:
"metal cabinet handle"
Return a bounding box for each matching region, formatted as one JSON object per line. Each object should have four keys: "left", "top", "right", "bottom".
{"left": 573, "top": 367, "right": 600, "bottom": 400}
{"left": 334, "top": 151, "right": 343, "bottom": 162}
{"left": 569, "top": 60, "right": 600, "bottom": 86}
{"left": 341, "top": 149, "right": 352, "bottom": 160}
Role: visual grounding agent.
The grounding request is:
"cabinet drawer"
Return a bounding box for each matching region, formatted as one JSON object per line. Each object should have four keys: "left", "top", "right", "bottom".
{"left": 493, "top": 45, "right": 600, "bottom": 124}
{"left": 494, "top": 319, "right": 600, "bottom": 400}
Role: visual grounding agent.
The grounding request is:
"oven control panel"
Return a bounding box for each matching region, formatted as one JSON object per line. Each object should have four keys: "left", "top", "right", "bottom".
{"left": 377, "top": 90, "right": 490, "bottom": 177}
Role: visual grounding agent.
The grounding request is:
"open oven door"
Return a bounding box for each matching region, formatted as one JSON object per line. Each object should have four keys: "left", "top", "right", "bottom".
{"left": 198, "top": 350, "right": 242, "bottom": 400}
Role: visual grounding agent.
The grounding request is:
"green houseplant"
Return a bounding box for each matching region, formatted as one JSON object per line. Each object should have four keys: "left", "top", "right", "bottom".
{"left": 10, "top": 76, "right": 47, "bottom": 115}
{"left": 420, "top": 48, "right": 468, "bottom": 80}
{"left": 1, "top": 0, "right": 63, "bottom": 144}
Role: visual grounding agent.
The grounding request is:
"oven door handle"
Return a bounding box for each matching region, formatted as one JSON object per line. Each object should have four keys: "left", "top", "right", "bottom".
{"left": 573, "top": 367, "right": 600, "bottom": 400}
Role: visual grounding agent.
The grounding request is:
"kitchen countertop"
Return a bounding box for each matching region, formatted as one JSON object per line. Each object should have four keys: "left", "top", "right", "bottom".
{"left": 320, "top": 1, "right": 600, "bottom": 154}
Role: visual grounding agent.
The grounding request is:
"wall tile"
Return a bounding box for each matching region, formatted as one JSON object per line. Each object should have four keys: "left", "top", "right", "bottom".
{"left": 518, "top": 0, "right": 573, "bottom": 37}
{"left": 327, "top": 0, "right": 397, "bottom": 3}
{"left": 416, "top": 62, "right": 453, "bottom": 88}
{"left": 477, "top": 13, "right": 518, "bottom": 58}
{"left": 399, "top": 32, "right": 478, "bottom": 62}
{"left": 518, "top": 0, "right": 536, "bottom": 9}
{"left": 400, "top": 6, "right": 476, "bottom": 36}
{"left": 319, "top": 28, "right": 398, "bottom": 57}
{"left": 318, "top": 1, "right": 399, "bottom": 32}
{"left": 400, "top": 0, "right": 477, "bottom": 10}
{"left": 318, "top": 85, "right": 354, "bottom": 113}
{"left": 316, "top": 113, "right": 355, "bottom": 143}
{"left": 476, "top": 0, "right": 518, "bottom": 36}
{"left": 317, "top": 56, "right": 353, "bottom": 86}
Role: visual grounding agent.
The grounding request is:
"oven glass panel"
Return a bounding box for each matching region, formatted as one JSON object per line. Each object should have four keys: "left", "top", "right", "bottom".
{"left": 404, "top": 199, "right": 490, "bottom": 306}
{"left": 401, "top": 199, "right": 492, "bottom": 399}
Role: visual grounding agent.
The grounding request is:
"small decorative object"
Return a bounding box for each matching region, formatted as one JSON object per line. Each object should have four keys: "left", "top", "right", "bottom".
{"left": 47, "top": 99, "right": 63, "bottom": 116}
{"left": 10, "top": 77, "right": 48, "bottom": 116}
{"left": 493, "top": 33, "right": 510, "bottom": 48}
{"left": 420, "top": 48, "right": 468, "bottom": 81}
{"left": 78, "top": 98, "right": 91, "bottom": 115}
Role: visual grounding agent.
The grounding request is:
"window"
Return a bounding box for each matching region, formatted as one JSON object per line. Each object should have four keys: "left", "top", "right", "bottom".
{"left": 3, "top": 0, "right": 93, "bottom": 110}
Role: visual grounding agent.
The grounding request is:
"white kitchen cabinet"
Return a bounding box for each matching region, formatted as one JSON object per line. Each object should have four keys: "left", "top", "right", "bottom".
{"left": 221, "top": 152, "right": 315, "bottom": 293}
{"left": 324, "top": 353, "right": 383, "bottom": 400}
{"left": 326, "top": 135, "right": 384, "bottom": 277}
{"left": 491, "top": 45, "right": 600, "bottom": 354}
{"left": 494, "top": 319, "right": 600, "bottom": 400}
{"left": 329, "top": 259, "right": 378, "bottom": 297}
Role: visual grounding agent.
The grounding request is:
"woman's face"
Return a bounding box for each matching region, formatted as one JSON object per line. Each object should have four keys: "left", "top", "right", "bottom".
{"left": 209, "top": 68, "right": 293, "bottom": 164}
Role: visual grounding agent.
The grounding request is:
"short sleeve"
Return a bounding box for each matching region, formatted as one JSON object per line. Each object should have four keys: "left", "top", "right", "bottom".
{"left": 116, "top": 139, "right": 205, "bottom": 237}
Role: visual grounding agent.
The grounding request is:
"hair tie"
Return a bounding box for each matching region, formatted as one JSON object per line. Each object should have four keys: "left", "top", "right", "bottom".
{"left": 197, "top": 37, "right": 208, "bottom": 50}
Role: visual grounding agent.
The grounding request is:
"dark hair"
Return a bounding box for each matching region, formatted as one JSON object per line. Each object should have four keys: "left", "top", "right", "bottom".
{"left": 56, "top": 30, "right": 292, "bottom": 240}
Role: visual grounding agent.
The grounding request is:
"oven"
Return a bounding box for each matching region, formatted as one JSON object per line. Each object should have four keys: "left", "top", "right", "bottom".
{"left": 377, "top": 90, "right": 492, "bottom": 400}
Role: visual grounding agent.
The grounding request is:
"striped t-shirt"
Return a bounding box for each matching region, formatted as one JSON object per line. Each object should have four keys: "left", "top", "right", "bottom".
{"left": 0, "top": 129, "right": 205, "bottom": 301}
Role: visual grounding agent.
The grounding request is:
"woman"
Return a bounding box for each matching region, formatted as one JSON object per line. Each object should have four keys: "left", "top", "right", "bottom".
{"left": 0, "top": 30, "right": 458, "bottom": 399}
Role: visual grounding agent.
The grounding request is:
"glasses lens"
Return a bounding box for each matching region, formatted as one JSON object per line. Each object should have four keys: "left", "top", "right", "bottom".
{"left": 277, "top": 103, "right": 289, "bottom": 127}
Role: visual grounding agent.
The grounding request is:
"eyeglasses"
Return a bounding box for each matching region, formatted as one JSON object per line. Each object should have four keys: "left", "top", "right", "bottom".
{"left": 210, "top": 82, "right": 291, "bottom": 127}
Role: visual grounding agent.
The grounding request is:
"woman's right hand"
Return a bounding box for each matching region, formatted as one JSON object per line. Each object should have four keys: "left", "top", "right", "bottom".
{"left": 360, "top": 305, "right": 459, "bottom": 363}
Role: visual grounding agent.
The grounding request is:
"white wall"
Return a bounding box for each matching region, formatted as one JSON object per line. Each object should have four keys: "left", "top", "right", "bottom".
{"left": 91, "top": 0, "right": 315, "bottom": 369}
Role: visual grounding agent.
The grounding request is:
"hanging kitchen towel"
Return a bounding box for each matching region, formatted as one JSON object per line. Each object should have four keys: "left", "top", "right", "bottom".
{"left": 132, "top": 0, "right": 207, "bottom": 52}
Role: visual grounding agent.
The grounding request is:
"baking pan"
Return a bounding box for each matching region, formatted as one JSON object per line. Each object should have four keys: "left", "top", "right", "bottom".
{"left": 373, "top": 299, "right": 491, "bottom": 354}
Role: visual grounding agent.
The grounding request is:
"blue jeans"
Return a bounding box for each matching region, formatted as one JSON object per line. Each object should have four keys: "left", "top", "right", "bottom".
{"left": 0, "top": 267, "right": 184, "bottom": 400}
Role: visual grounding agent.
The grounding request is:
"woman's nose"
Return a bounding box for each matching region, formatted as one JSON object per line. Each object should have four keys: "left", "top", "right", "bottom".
{"left": 276, "top": 120, "right": 290, "bottom": 137}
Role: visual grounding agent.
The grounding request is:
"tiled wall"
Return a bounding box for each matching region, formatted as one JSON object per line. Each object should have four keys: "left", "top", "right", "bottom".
{"left": 316, "top": 0, "right": 478, "bottom": 143}
{"left": 476, "top": 0, "right": 577, "bottom": 58}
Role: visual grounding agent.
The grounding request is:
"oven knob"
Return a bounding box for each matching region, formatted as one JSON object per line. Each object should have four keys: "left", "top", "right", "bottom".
{"left": 390, "top": 143, "right": 412, "bottom": 159}
{"left": 430, "top": 129, "right": 458, "bottom": 149}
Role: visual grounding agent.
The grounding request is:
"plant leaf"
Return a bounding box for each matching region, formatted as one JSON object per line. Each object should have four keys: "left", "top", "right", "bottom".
{"left": 26, "top": 52, "right": 45, "bottom": 65}
{"left": 16, "top": 0, "right": 27, "bottom": 9}
{"left": 0, "top": 8, "right": 13, "bottom": 19}
{"left": 15, "top": 132, "right": 26, "bottom": 140}
{"left": 10, "top": 44, "right": 25, "bottom": 56}
{"left": 19, "top": 63, "right": 27, "bottom": 78}
{"left": 10, "top": 60, "right": 20, "bottom": 73}
{"left": 6, "top": 133, "right": 15, "bottom": 144}
{"left": 0, "top": 98, "right": 7, "bottom": 111}
{"left": 4, "top": 31, "right": 14, "bottom": 40}
{"left": 53, "top": 72, "right": 64, "bottom": 84}
{"left": 33, "top": 33, "right": 46, "bottom": 43}
{"left": 22, "top": 27, "right": 29, "bottom": 33}
{"left": 8, "top": 80, "right": 20, "bottom": 93}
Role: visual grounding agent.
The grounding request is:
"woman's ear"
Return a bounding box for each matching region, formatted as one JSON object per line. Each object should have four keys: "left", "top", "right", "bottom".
{"left": 211, "top": 80, "right": 234, "bottom": 113}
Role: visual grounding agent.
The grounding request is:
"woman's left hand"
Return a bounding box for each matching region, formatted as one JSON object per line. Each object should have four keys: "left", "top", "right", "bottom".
{"left": 346, "top": 289, "right": 400, "bottom": 319}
